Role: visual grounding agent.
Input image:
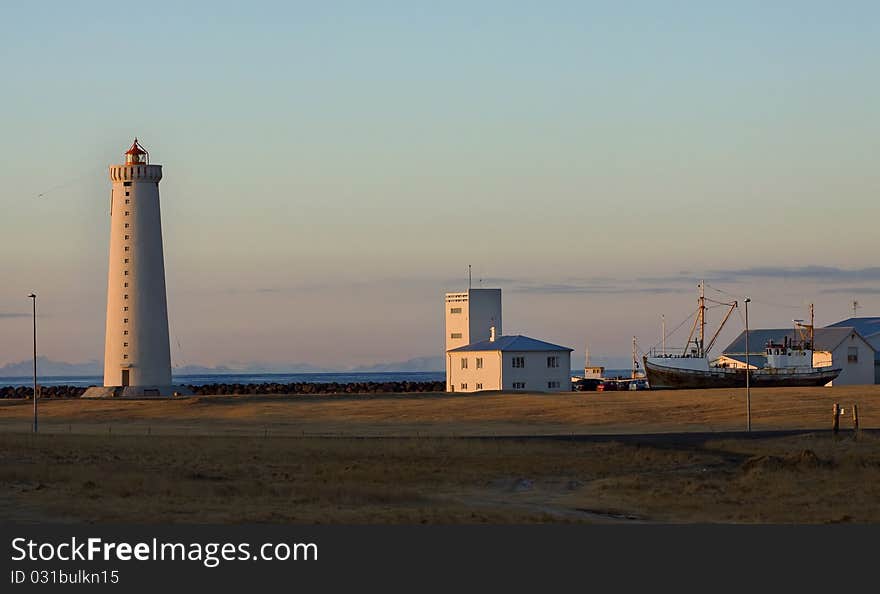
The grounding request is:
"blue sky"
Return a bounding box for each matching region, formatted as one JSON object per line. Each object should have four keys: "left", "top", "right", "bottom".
{"left": 1, "top": 1, "right": 878, "bottom": 368}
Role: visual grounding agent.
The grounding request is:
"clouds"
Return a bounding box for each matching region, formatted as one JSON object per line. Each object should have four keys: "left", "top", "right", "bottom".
{"left": 0, "top": 313, "right": 28, "bottom": 319}
{"left": 715, "top": 266, "right": 880, "bottom": 282}
{"left": 506, "top": 281, "right": 687, "bottom": 295}
{"left": 820, "top": 287, "right": 880, "bottom": 295}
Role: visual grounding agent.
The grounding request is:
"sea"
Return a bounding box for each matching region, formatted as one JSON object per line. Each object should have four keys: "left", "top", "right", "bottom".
{"left": 0, "top": 369, "right": 634, "bottom": 388}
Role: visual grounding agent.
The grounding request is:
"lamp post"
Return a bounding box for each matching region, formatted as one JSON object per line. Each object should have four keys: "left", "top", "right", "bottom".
{"left": 744, "top": 297, "right": 751, "bottom": 433}
{"left": 28, "top": 293, "right": 37, "bottom": 433}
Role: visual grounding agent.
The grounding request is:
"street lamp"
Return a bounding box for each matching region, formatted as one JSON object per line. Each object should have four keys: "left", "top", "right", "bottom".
{"left": 28, "top": 293, "right": 37, "bottom": 433}
{"left": 744, "top": 297, "right": 751, "bottom": 433}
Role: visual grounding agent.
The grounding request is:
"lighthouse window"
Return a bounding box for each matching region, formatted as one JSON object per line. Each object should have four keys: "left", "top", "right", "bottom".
{"left": 123, "top": 354, "right": 128, "bottom": 360}
{"left": 123, "top": 181, "right": 132, "bottom": 187}
{"left": 123, "top": 307, "right": 128, "bottom": 311}
{"left": 124, "top": 282, "right": 128, "bottom": 288}
{"left": 125, "top": 246, "right": 130, "bottom": 252}
{"left": 124, "top": 258, "right": 129, "bottom": 263}
{"left": 124, "top": 318, "right": 129, "bottom": 323}
{"left": 125, "top": 211, "right": 130, "bottom": 216}
{"left": 125, "top": 199, "right": 130, "bottom": 204}
{"left": 125, "top": 192, "right": 130, "bottom": 197}
{"left": 123, "top": 330, "right": 128, "bottom": 335}
{"left": 124, "top": 294, "right": 129, "bottom": 300}
{"left": 125, "top": 223, "right": 130, "bottom": 228}
{"left": 125, "top": 235, "right": 130, "bottom": 240}
{"left": 123, "top": 342, "right": 129, "bottom": 347}
{"left": 124, "top": 270, "right": 129, "bottom": 275}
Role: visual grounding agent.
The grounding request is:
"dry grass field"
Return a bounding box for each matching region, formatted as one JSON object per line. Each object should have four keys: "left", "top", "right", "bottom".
{"left": 1, "top": 386, "right": 879, "bottom": 524}
{"left": 1, "top": 385, "right": 878, "bottom": 437}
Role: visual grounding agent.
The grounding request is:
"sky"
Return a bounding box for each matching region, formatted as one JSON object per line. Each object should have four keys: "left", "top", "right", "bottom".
{"left": 1, "top": 1, "right": 879, "bottom": 370}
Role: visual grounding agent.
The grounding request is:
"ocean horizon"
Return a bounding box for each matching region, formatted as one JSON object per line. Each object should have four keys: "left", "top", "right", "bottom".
{"left": 0, "top": 369, "right": 634, "bottom": 388}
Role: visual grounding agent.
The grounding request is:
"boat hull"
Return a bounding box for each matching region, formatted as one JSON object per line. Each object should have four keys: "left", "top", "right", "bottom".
{"left": 643, "top": 358, "right": 841, "bottom": 390}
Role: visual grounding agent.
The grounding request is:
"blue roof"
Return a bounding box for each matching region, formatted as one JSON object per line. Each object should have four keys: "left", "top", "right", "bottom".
{"left": 449, "top": 335, "right": 573, "bottom": 353}
{"left": 827, "top": 317, "right": 880, "bottom": 338}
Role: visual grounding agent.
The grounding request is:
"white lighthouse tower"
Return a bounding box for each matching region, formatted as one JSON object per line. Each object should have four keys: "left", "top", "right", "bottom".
{"left": 84, "top": 139, "right": 180, "bottom": 398}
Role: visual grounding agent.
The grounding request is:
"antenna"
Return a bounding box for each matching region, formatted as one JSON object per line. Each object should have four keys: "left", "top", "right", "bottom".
{"left": 853, "top": 299, "right": 861, "bottom": 317}
{"left": 661, "top": 314, "right": 666, "bottom": 356}
{"left": 468, "top": 264, "right": 472, "bottom": 290}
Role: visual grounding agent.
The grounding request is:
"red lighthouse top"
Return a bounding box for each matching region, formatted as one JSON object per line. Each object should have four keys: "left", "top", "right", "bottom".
{"left": 125, "top": 138, "right": 149, "bottom": 165}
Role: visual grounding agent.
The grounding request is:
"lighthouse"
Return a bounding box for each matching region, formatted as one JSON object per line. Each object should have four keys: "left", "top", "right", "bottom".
{"left": 84, "top": 139, "right": 180, "bottom": 397}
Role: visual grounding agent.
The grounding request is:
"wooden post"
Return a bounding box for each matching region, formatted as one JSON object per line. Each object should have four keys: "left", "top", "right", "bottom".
{"left": 832, "top": 403, "right": 840, "bottom": 434}
{"left": 853, "top": 404, "right": 859, "bottom": 435}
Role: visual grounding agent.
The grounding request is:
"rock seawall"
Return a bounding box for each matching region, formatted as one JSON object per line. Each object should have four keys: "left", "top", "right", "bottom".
{"left": 1, "top": 381, "right": 446, "bottom": 399}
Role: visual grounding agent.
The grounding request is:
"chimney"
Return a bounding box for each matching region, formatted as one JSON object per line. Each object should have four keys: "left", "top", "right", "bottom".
{"left": 490, "top": 326, "right": 496, "bottom": 342}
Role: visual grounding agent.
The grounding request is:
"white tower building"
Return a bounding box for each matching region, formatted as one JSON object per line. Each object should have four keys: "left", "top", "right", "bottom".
{"left": 85, "top": 139, "right": 178, "bottom": 397}
{"left": 445, "top": 288, "right": 502, "bottom": 390}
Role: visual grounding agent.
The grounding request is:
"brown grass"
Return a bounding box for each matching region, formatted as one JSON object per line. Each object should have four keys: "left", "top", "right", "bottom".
{"left": 2, "top": 386, "right": 879, "bottom": 524}
{"left": 2, "top": 431, "right": 879, "bottom": 524}
{"left": 1, "top": 385, "right": 878, "bottom": 437}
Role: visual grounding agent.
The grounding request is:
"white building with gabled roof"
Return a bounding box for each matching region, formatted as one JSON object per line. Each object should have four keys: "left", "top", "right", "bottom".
{"left": 447, "top": 331, "right": 573, "bottom": 393}
{"left": 722, "top": 326, "right": 876, "bottom": 386}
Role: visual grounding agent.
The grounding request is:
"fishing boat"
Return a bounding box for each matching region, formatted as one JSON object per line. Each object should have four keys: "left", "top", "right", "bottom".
{"left": 643, "top": 282, "right": 841, "bottom": 390}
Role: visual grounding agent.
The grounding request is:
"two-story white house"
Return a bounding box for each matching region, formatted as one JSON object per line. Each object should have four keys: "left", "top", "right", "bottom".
{"left": 446, "top": 329, "right": 573, "bottom": 393}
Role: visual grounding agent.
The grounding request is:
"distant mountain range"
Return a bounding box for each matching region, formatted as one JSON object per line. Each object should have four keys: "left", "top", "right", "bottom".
{"left": 0, "top": 356, "right": 102, "bottom": 377}
{"left": 0, "top": 355, "right": 446, "bottom": 378}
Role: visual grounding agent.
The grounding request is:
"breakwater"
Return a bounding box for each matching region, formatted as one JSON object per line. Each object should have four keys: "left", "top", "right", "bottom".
{"left": 1, "top": 380, "right": 446, "bottom": 399}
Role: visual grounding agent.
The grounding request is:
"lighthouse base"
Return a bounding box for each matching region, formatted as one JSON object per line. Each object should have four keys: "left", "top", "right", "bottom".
{"left": 81, "top": 385, "right": 193, "bottom": 399}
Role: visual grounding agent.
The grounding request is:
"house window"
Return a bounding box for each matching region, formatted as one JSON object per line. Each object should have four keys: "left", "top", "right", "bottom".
{"left": 476, "top": 383, "right": 483, "bottom": 390}
{"left": 513, "top": 382, "right": 526, "bottom": 390}
{"left": 450, "top": 307, "right": 462, "bottom": 314}
{"left": 450, "top": 333, "right": 462, "bottom": 339}
{"left": 512, "top": 356, "right": 525, "bottom": 368}
{"left": 461, "top": 383, "right": 467, "bottom": 390}
{"left": 547, "top": 356, "right": 559, "bottom": 368}
{"left": 461, "top": 357, "right": 468, "bottom": 369}
{"left": 476, "top": 357, "right": 483, "bottom": 369}
{"left": 548, "top": 381, "right": 560, "bottom": 389}
{"left": 848, "top": 347, "right": 858, "bottom": 363}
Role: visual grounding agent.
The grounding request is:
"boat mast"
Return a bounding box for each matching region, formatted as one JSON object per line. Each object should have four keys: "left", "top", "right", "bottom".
{"left": 698, "top": 280, "right": 706, "bottom": 358}
{"left": 810, "top": 303, "right": 815, "bottom": 350}
{"left": 632, "top": 336, "right": 638, "bottom": 378}
{"left": 661, "top": 314, "right": 666, "bottom": 356}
